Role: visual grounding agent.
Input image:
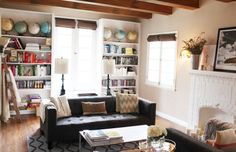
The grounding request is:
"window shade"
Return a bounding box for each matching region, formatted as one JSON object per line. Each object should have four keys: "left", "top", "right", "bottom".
{"left": 147, "top": 33, "right": 176, "bottom": 42}
{"left": 55, "top": 18, "right": 76, "bottom": 28}
{"left": 77, "top": 20, "right": 97, "bottom": 30}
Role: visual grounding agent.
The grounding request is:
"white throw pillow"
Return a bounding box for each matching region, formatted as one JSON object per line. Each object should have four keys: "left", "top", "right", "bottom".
{"left": 50, "top": 95, "right": 71, "bottom": 118}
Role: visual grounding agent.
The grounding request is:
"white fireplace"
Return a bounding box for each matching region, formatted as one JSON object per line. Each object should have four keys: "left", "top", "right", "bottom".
{"left": 189, "top": 70, "right": 236, "bottom": 129}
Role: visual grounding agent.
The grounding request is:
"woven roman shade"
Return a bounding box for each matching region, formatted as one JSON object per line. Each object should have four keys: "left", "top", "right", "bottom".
{"left": 147, "top": 33, "right": 176, "bottom": 42}
{"left": 55, "top": 18, "right": 76, "bottom": 28}
{"left": 77, "top": 20, "right": 97, "bottom": 30}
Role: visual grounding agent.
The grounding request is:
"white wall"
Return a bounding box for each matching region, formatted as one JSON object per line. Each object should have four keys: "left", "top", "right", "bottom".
{"left": 139, "top": 0, "right": 236, "bottom": 124}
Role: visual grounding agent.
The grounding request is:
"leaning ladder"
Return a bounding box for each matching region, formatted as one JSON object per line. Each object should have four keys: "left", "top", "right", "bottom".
{"left": 2, "top": 54, "right": 21, "bottom": 121}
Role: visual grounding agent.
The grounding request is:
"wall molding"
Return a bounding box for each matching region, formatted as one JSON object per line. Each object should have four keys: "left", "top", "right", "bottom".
{"left": 156, "top": 111, "right": 188, "bottom": 128}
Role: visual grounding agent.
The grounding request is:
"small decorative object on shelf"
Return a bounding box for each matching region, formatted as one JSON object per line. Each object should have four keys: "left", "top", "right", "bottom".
{"left": 181, "top": 32, "right": 207, "bottom": 69}
{"left": 147, "top": 125, "right": 167, "bottom": 148}
{"left": 127, "top": 31, "right": 138, "bottom": 42}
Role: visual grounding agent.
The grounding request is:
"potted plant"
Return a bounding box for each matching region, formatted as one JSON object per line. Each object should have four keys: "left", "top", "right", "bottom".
{"left": 182, "top": 32, "right": 207, "bottom": 69}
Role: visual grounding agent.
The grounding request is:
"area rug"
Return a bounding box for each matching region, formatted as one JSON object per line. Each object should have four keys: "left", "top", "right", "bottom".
{"left": 27, "top": 131, "right": 138, "bottom": 152}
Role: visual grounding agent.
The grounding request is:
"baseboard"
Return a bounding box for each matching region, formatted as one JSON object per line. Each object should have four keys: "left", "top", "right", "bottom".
{"left": 156, "top": 111, "right": 188, "bottom": 128}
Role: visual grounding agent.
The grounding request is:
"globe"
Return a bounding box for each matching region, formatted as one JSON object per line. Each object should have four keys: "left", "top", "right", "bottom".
{"left": 114, "top": 29, "right": 126, "bottom": 41}
{"left": 40, "top": 22, "right": 51, "bottom": 35}
{"left": 1, "top": 18, "right": 14, "bottom": 32}
{"left": 127, "top": 31, "right": 138, "bottom": 42}
{"left": 104, "top": 28, "right": 112, "bottom": 41}
{"left": 14, "top": 21, "right": 27, "bottom": 34}
{"left": 28, "top": 22, "right": 40, "bottom": 35}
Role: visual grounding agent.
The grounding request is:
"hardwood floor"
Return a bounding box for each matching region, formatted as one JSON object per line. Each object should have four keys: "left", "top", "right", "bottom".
{"left": 0, "top": 115, "right": 185, "bottom": 152}
{"left": 0, "top": 115, "right": 39, "bottom": 152}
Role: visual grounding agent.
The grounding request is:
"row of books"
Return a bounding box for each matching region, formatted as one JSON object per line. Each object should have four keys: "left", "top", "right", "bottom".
{"left": 102, "top": 79, "right": 136, "bottom": 87}
{"left": 84, "top": 130, "right": 123, "bottom": 147}
{"left": 112, "top": 88, "right": 136, "bottom": 94}
{"left": 7, "top": 50, "right": 51, "bottom": 63}
{"left": 103, "top": 56, "right": 138, "bottom": 65}
{"left": 10, "top": 65, "right": 51, "bottom": 77}
{"left": 16, "top": 80, "right": 51, "bottom": 89}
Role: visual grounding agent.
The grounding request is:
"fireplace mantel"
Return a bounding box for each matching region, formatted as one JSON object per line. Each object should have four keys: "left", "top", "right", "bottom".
{"left": 190, "top": 70, "right": 236, "bottom": 79}
{"left": 188, "top": 70, "right": 236, "bottom": 129}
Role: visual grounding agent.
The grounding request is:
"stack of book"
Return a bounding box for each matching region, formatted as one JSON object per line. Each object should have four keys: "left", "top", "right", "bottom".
{"left": 84, "top": 130, "right": 123, "bottom": 146}
{"left": 25, "top": 43, "right": 40, "bottom": 51}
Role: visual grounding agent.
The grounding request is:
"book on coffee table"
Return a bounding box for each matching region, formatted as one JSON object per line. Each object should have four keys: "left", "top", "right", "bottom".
{"left": 84, "top": 130, "right": 124, "bottom": 146}
{"left": 85, "top": 130, "right": 108, "bottom": 141}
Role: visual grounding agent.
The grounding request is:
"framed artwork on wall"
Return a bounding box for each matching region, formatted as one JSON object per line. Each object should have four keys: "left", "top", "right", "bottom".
{"left": 214, "top": 27, "right": 236, "bottom": 72}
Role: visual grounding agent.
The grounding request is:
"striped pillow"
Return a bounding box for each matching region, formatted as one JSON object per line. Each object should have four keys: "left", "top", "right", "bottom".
{"left": 116, "top": 93, "right": 139, "bottom": 113}
{"left": 214, "top": 129, "right": 236, "bottom": 152}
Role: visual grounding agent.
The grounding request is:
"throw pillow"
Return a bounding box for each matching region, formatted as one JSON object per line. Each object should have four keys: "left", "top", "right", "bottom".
{"left": 82, "top": 102, "right": 107, "bottom": 115}
{"left": 116, "top": 93, "right": 139, "bottom": 113}
{"left": 50, "top": 95, "right": 71, "bottom": 118}
{"left": 214, "top": 129, "right": 236, "bottom": 152}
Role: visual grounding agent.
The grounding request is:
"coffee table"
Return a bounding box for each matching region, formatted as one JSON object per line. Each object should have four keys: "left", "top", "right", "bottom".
{"left": 79, "top": 125, "right": 148, "bottom": 152}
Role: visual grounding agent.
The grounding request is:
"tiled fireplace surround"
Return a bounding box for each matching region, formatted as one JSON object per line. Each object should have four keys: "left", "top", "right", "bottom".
{"left": 189, "top": 70, "right": 236, "bottom": 129}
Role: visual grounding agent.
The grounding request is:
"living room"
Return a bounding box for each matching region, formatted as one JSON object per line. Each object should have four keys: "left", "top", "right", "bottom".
{"left": 0, "top": 0, "right": 236, "bottom": 152}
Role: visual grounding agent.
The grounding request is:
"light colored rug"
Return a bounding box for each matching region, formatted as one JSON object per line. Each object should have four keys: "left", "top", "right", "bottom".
{"left": 27, "top": 131, "right": 138, "bottom": 152}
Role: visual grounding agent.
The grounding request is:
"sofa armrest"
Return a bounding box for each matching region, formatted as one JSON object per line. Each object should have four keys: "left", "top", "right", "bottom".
{"left": 166, "top": 128, "right": 224, "bottom": 152}
{"left": 138, "top": 98, "right": 156, "bottom": 125}
{"left": 40, "top": 105, "right": 57, "bottom": 146}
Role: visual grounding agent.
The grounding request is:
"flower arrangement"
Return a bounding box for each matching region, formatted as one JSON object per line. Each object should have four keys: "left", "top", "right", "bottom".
{"left": 147, "top": 125, "right": 167, "bottom": 138}
{"left": 182, "top": 32, "right": 207, "bottom": 55}
{"left": 147, "top": 125, "right": 167, "bottom": 148}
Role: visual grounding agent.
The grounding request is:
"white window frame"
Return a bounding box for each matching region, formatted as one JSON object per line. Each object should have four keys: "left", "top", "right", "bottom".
{"left": 145, "top": 32, "right": 178, "bottom": 91}
{"left": 52, "top": 18, "right": 98, "bottom": 96}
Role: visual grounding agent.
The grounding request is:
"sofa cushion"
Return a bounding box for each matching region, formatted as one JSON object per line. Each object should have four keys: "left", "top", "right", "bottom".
{"left": 82, "top": 101, "right": 107, "bottom": 115}
{"left": 50, "top": 95, "right": 71, "bottom": 118}
{"left": 68, "top": 96, "right": 116, "bottom": 115}
{"left": 116, "top": 93, "right": 139, "bottom": 113}
{"left": 56, "top": 114, "right": 147, "bottom": 128}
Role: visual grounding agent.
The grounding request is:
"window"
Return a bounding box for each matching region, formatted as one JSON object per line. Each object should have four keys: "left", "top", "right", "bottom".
{"left": 52, "top": 18, "right": 98, "bottom": 96}
{"left": 146, "top": 33, "right": 177, "bottom": 89}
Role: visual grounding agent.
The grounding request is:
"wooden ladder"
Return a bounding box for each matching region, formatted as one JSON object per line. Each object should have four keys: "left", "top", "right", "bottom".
{"left": 2, "top": 54, "right": 21, "bottom": 122}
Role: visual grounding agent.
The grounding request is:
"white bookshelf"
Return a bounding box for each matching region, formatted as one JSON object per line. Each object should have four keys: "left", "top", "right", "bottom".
{"left": 0, "top": 8, "right": 53, "bottom": 115}
{"left": 98, "top": 18, "right": 140, "bottom": 95}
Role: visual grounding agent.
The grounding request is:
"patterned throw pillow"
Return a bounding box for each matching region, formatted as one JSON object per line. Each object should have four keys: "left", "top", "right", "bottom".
{"left": 50, "top": 95, "right": 71, "bottom": 118}
{"left": 116, "top": 93, "right": 139, "bottom": 113}
{"left": 82, "top": 102, "right": 107, "bottom": 115}
{"left": 214, "top": 129, "right": 236, "bottom": 152}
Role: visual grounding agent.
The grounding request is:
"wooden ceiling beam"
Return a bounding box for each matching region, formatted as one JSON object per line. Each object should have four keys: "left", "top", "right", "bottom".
{"left": 139, "top": 0, "right": 199, "bottom": 10}
{"left": 65, "top": 0, "right": 172, "bottom": 15}
{"left": 217, "top": 0, "right": 236, "bottom": 2}
{"left": 0, "top": 0, "right": 152, "bottom": 19}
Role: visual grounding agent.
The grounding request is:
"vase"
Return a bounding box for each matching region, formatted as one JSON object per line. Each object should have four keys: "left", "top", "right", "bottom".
{"left": 147, "top": 136, "right": 165, "bottom": 148}
{"left": 191, "top": 54, "right": 200, "bottom": 70}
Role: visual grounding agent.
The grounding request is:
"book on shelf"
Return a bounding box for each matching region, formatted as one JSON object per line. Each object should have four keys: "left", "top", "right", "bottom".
{"left": 25, "top": 43, "right": 40, "bottom": 51}
{"left": 27, "top": 94, "right": 41, "bottom": 103}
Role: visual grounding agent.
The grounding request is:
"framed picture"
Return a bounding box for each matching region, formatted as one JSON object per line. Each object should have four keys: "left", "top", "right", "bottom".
{"left": 214, "top": 27, "right": 236, "bottom": 72}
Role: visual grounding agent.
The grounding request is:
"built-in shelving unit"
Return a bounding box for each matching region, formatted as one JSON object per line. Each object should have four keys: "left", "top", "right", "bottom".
{"left": 98, "top": 18, "right": 140, "bottom": 95}
{"left": 0, "top": 8, "right": 53, "bottom": 114}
